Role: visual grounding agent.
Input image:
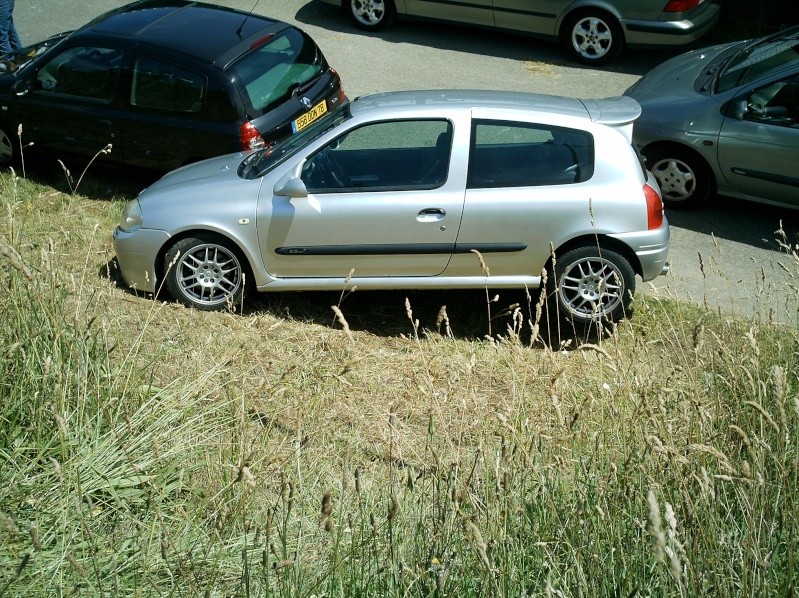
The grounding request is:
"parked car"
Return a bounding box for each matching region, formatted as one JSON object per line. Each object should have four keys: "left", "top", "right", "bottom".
{"left": 321, "top": 0, "right": 721, "bottom": 65}
{"left": 625, "top": 25, "right": 799, "bottom": 210}
{"left": 0, "top": 0, "right": 345, "bottom": 172}
{"left": 113, "top": 90, "right": 669, "bottom": 326}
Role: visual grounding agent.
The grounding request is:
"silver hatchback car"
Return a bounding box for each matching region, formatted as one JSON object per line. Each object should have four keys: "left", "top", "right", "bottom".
{"left": 114, "top": 90, "right": 669, "bottom": 327}
{"left": 322, "top": 0, "right": 721, "bottom": 65}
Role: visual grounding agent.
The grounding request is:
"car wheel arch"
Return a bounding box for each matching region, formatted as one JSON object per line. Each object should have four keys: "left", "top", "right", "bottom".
{"left": 556, "top": 2, "right": 624, "bottom": 37}
{"left": 0, "top": 122, "right": 18, "bottom": 164}
{"left": 547, "top": 235, "right": 642, "bottom": 279}
{"left": 156, "top": 229, "right": 256, "bottom": 292}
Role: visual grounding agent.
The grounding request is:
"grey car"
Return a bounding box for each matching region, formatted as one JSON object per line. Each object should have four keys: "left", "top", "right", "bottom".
{"left": 113, "top": 90, "right": 669, "bottom": 327}
{"left": 321, "top": 0, "right": 721, "bottom": 65}
{"left": 625, "top": 25, "right": 799, "bottom": 210}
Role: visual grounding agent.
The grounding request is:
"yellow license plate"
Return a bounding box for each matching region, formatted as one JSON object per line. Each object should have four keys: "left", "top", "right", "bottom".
{"left": 292, "top": 100, "right": 327, "bottom": 133}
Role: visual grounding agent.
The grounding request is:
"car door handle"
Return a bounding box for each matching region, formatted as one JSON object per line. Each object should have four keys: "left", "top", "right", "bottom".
{"left": 417, "top": 208, "right": 446, "bottom": 222}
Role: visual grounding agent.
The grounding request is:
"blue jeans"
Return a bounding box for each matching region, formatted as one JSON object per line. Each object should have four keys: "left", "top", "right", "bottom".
{"left": 0, "top": 0, "right": 21, "bottom": 55}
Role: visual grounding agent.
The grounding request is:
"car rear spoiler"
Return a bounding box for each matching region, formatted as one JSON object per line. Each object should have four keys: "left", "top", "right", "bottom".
{"left": 580, "top": 96, "right": 641, "bottom": 143}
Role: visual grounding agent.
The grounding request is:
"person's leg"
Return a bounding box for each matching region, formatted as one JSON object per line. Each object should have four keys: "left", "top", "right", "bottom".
{"left": 8, "top": 16, "right": 20, "bottom": 51}
{"left": 0, "top": 0, "right": 14, "bottom": 54}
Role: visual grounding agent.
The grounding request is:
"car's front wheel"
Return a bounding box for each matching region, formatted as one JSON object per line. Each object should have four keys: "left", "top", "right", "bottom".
{"left": 0, "top": 125, "right": 16, "bottom": 165}
{"left": 345, "top": 0, "right": 396, "bottom": 31}
{"left": 549, "top": 245, "right": 635, "bottom": 326}
{"left": 645, "top": 145, "right": 713, "bottom": 209}
{"left": 164, "top": 235, "right": 248, "bottom": 311}
{"left": 562, "top": 10, "right": 623, "bottom": 65}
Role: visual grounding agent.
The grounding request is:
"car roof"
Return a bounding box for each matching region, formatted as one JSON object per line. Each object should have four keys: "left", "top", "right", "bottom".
{"left": 84, "top": 0, "right": 286, "bottom": 65}
{"left": 349, "top": 90, "right": 641, "bottom": 127}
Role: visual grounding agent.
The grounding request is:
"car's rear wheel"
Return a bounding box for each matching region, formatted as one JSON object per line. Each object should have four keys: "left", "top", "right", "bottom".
{"left": 548, "top": 245, "right": 635, "bottom": 326}
{"left": 562, "top": 10, "right": 623, "bottom": 65}
{"left": 645, "top": 145, "right": 713, "bottom": 209}
{"left": 164, "top": 235, "right": 248, "bottom": 311}
{"left": 0, "top": 125, "right": 15, "bottom": 165}
{"left": 345, "top": 0, "right": 396, "bottom": 31}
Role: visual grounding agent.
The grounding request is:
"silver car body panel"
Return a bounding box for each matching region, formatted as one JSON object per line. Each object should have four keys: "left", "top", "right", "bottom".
{"left": 114, "top": 90, "right": 668, "bottom": 295}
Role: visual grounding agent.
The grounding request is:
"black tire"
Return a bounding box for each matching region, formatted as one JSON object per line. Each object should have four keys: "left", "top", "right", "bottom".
{"left": 345, "top": 0, "right": 396, "bottom": 31}
{"left": 163, "top": 234, "right": 248, "bottom": 311}
{"left": 0, "top": 124, "right": 16, "bottom": 165}
{"left": 562, "top": 10, "right": 623, "bottom": 66}
{"left": 644, "top": 145, "right": 713, "bottom": 210}
{"left": 548, "top": 245, "right": 635, "bottom": 327}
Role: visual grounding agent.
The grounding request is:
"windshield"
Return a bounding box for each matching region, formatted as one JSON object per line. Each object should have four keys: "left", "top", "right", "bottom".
{"left": 717, "top": 27, "right": 799, "bottom": 93}
{"left": 242, "top": 104, "right": 352, "bottom": 179}
{"left": 0, "top": 36, "right": 65, "bottom": 75}
{"left": 229, "top": 28, "right": 324, "bottom": 114}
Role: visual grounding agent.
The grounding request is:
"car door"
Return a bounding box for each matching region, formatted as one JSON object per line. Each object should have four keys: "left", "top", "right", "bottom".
{"left": 258, "top": 118, "right": 464, "bottom": 278}
{"left": 717, "top": 74, "right": 799, "bottom": 206}
{"left": 123, "top": 53, "right": 238, "bottom": 171}
{"left": 492, "top": 0, "right": 565, "bottom": 35}
{"left": 18, "top": 43, "right": 125, "bottom": 159}
{"left": 453, "top": 117, "right": 597, "bottom": 277}
{"left": 402, "top": 0, "right": 494, "bottom": 26}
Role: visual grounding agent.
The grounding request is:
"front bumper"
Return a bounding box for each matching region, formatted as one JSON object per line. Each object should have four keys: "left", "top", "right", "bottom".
{"left": 112, "top": 227, "right": 171, "bottom": 294}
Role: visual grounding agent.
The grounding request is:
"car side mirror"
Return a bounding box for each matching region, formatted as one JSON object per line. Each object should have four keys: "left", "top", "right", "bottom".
{"left": 273, "top": 174, "right": 308, "bottom": 198}
{"left": 12, "top": 78, "right": 31, "bottom": 96}
{"left": 733, "top": 99, "right": 748, "bottom": 120}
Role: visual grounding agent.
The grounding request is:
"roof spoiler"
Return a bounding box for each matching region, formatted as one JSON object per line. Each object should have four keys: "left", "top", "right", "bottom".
{"left": 580, "top": 96, "right": 641, "bottom": 143}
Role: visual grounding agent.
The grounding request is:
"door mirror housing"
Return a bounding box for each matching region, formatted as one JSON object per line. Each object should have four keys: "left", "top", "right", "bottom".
{"left": 12, "top": 78, "right": 31, "bottom": 96}
{"left": 733, "top": 99, "right": 748, "bottom": 120}
{"left": 274, "top": 173, "right": 308, "bottom": 198}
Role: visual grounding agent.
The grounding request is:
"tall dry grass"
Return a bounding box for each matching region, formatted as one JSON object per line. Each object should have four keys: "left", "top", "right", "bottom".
{"left": 1, "top": 169, "right": 798, "bottom": 595}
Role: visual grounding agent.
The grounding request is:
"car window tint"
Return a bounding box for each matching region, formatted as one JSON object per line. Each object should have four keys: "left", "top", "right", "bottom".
{"left": 746, "top": 74, "right": 799, "bottom": 126}
{"left": 467, "top": 120, "right": 594, "bottom": 188}
{"left": 36, "top": 46, "right": 122, "bottom": 101}
{"left": 717, "top": 30, "right": 799, "bottom": 92}
{"left": 230, "top": 28, "right": 323, "bottom": 113}
{"left": 301, "top": 119, "right": 452, "bottom": 193}
{"left": 131, "top": 55, "right": 205, "bottom": 113}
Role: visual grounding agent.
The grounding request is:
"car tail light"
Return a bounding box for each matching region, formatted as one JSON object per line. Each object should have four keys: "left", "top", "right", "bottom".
{"left": 240, "top": 121, "right": 265, "bottom": 151}
{"left": 664, "top": 0, "right": 700, "bottom": 12}
{"left": 331, "top": 68, "right": 346, "bottom": 105}
{"left": 249, "top": 33, "right": 275, "bottom": 50}
{"left": 644, "top": 183, "right": 664, "bottom": 230}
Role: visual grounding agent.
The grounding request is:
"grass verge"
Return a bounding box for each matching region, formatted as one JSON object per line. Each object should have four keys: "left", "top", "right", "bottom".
{"left": 1, "top": 170, "right": 798, "bottom": 595}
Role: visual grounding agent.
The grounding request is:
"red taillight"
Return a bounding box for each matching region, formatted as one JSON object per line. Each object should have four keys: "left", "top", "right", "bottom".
{"left": 240, "top": 121, "right": 265, "bottom": 151}
{"left": 644, "top": 183, "right": 664, "bottom": 230}
{"left": 331, "top": 68, "right": 346, "bottom": 106}
{"left": 664, "top": 0, "right": 700, "bottom": 12}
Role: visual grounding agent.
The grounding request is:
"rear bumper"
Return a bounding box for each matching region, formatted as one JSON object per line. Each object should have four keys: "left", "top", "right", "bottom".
{"left": 610, "top": 220, "right": 670, "bottom": 282}
{"left": 622, "top": 1, "right": 722, "bottom": 47}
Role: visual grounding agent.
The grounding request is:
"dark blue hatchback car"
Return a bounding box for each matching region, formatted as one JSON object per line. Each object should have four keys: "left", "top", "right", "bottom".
{"left": 0, "top": 0, "right": 346, "bottom": 171}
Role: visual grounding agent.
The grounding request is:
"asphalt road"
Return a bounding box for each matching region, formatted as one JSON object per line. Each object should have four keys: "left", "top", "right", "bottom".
{"left": 15, "top": 0, "right": 799, "bottom": 325}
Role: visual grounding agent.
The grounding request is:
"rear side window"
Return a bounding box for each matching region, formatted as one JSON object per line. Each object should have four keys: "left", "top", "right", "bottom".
{"left": 467, "top": 120, "right": 594, "bottom": 188}
{"left": 229, "top": 28, "right": 323, "bottom": 113}
{"left": 131, "top": 55, "right": 205, "bottom": 113}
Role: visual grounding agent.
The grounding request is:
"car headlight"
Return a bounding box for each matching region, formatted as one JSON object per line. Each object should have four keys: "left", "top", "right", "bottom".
{"left": 119, "top": 199, "right": 142, "bottom": 231}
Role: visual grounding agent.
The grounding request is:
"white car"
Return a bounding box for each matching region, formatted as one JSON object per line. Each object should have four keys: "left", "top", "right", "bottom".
{"left": 114, "top": 90, "right": 669, "bottom": 328}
